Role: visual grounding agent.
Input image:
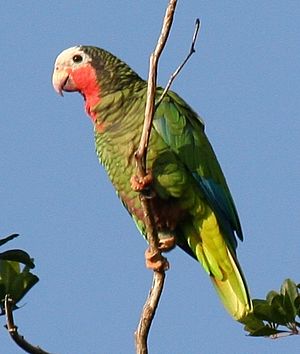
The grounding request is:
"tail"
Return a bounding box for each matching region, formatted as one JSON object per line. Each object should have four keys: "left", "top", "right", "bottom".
{"left": 184, "top": 213, "right": 252, "bottom": 321}
{"left": 210, "top": 248, "right": 252, "bottom": 322}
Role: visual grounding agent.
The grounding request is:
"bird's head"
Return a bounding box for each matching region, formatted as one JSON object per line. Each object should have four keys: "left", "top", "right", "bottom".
{"left": 52, "top": 46, "right": 98, "bottom": 97}
{"left": 53, "top": 45, "right": 143, "bottom": 97}
{"left": 52, "top": 45, "right": 144, "bottom": 122}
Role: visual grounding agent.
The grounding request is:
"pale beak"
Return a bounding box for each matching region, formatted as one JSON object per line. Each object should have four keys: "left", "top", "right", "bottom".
{"left": 52, "top": 68, "right": 69, "bottom": 96}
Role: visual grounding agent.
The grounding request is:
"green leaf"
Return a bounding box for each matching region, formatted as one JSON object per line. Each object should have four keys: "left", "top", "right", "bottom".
{"left": 269, "top": 294, "right": 290, "bottom": 325}
{"left": 9, "top": 267, "right": 39, "bottom": 304}
{"left": 0, "top": 233, "right": 39, "bottom": 313}
{"left": 266, "top": 290, "right": 280, "bottom": 304}
{"left": 252, "top": 299, "right": 274, "bottom": 323}
{"left": 245, "top": 279, "right": 300, "bottom": 337}
{"left": 242, "top": 312, "right": 265, "bottom": 333}
{"left": 281, "top": 279, "right": 299, "bottom": 300}
{"left": 294, "top": 295, "right": 300, "bottom": 317}
{"left": 253, "top": 295, "right": 290, "bottom": 326}
{"left": 0, "top": 261, "right": 15, "bottom": 298}
{"left": 0, "top": 260, "right": 20, "bottom": 294}
{"left": 0, "top": 234, "right": 19, "bottom": 247}
{"left": 280, "top": 279, "right": 299, "bottom": 322}
{"left": 249, "top": 326, "right": 288, "bottom": 337}
{"left": 0, "top": 260, "right": 39, "bottom": 313}
{"left": 0, "top": 249, "right": 35, "bottom": 268}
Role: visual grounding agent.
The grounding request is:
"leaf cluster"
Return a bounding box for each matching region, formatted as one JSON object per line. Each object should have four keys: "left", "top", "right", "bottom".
{"left": 243, "top": 279, "right": 300, "bottom": 337}
{"left": 0, "top": 234, "right": 38, "bottom": 314}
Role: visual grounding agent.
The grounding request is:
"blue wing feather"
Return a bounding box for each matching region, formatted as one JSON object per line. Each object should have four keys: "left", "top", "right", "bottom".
{"left": 153, "top": 90, "right": 243, "bottom": 251}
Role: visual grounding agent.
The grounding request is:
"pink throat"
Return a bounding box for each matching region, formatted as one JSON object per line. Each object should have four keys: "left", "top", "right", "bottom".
{"left": 71, "top": 66, "right": 100, "bottom": 123}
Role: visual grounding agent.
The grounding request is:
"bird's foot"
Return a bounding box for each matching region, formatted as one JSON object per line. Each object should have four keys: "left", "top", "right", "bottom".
{"left": 145, "top": 247, "right": 169, "bottom": 272}
{"left": 158, "top": 236, "right": 176, "bottom": 252}
{"left": 130, "top": 171, "right": 153, "bottom": 192}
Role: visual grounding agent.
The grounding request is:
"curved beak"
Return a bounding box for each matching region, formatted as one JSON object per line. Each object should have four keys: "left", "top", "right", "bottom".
{"left": 52, "top": 68, "right": 69, "bottom": 96}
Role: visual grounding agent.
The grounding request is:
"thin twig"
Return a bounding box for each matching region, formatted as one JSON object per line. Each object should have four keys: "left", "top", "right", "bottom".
{"left": 4, "top": 295, "right": 52, "bottom": 354}
{"left": 135, "top": 272, "right": 166, "bottom": 354}
{"left": 135, "top": 0, "right": 177, "bottom": 171}
{"left": 155, "top": 18, "right": 201, "bottom": 108}
{"left": 134, "top": 1, "right": 177, "bottom": 354}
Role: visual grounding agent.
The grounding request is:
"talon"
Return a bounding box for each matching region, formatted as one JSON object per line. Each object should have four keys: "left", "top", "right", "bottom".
{"left": 130, "top": 171, "right": 153, "bottom": 192}
{"left": 145, "top": 247, "right": 169, "bottom": 272}
{"left": 158, "top": 236, "right": 176, "bottom": 252}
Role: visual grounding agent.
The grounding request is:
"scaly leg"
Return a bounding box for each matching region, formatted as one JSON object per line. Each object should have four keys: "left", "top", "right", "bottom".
{"left": 130, "top": 171, "right": 153, "bottom": 192}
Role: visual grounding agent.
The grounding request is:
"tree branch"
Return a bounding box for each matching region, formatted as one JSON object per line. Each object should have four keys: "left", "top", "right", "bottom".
{"left": 135, "top": 0, "right": 177, "bottom": 171}
{"left": 4, "top": 295, "right": 52, "bottom": 354}
{"left": 134, "top": 1, "right": 177, "bottom": 353}
{"left": 135, "top": 271, "right": 166, "bottom": 354}
{"left": 134, "top": 2, "right": 202, "bottom": 353}
{"left": 155, "top": 18, "right": 201, "bottom": 108}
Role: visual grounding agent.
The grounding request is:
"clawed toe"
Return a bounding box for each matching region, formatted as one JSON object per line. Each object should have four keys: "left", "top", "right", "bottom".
{"left": 158, "top": 236, "right": 176, "bottom": 252}
{"left": 145, "top": 247, "right": 169, "bottom": 272}
{"left": 130, "top": 171, "right": 153, "bottom": 192}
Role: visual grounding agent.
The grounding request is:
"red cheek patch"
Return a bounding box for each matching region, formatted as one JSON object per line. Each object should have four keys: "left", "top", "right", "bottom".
{"left": 71, "top": 65, "right": 101, "bottom": 123}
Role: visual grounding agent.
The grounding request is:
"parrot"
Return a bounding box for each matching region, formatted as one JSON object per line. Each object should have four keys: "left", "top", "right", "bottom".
{"left": 52, "top": 45, "right": 252, "bottom": 321}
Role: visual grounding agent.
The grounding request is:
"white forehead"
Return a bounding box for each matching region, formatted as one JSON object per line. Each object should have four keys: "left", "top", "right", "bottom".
{"left": 54, "top": 46, "right": 88, "bottom": 65}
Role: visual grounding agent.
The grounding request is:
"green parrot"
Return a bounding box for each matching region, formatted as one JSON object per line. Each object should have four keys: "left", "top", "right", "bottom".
{"left": 52, "top": 45, "right": 252, "bottom": 321}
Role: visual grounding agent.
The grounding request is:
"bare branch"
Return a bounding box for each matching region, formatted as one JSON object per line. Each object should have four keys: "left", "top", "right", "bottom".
{"left": 135, "top": 272, "right": 166, "bottom": 354}
{"left": 156, "top": 18, "right": 201, "bottom": 108}
{"left": 134, "top": 1, "right": 177, "bottom": 353}
{"left": 135, "top": 0, "right": 177, "bottom": 170}
{"left": 4, "top": 295, "right": 52, "bottom": 354}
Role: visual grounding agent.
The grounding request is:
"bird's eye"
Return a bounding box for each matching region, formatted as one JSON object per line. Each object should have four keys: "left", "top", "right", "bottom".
{"left": 72, "top": 54, "right": 83, "bottom": 63}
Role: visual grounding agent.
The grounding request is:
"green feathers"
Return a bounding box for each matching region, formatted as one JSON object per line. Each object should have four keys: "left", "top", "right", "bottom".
{"left": 94, "top": 85, "right": 252, "bottom": 320}
{"left": 54, "top": 45, "right": 252, "bottom": 321}
{"left": 153, "top": 90, "right": 252, "bottom": 319}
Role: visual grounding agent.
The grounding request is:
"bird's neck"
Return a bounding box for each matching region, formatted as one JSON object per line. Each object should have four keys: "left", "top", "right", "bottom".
{"left": 87, "top": 82, "right": 147, "bottom": 132}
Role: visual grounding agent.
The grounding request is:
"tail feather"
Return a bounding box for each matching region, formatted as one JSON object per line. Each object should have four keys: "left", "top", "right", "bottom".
{"left": 184, "top": 213, "right": 252, "bottom": 321}
{"left": 210, "top": 248, "right": 252, "bottom": 321}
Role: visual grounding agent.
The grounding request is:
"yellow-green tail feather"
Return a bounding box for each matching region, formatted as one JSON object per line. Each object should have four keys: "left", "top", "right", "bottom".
{"left": 186, "top": 209, "right": 252, "bottom": 321}
{"left": 210, "top": 248, "right": 252, "bottom": 321}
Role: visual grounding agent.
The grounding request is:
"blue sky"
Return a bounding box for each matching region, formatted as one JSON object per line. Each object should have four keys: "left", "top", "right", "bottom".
{"left": 1, "top": 1, "right": 300, "bottom": 353}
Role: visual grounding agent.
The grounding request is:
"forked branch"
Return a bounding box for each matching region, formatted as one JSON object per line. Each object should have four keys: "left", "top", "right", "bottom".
{"left": 134, "top": 1, "right": 178, "bottom": 353}
{"left": 4, "top": 295, "right": 52, "bottom": 354}
{"left": 134, "top": 0, "right": 201, "bottom": 352}
{"left": 156, "top": 18, "right": 201, "bottom": 108}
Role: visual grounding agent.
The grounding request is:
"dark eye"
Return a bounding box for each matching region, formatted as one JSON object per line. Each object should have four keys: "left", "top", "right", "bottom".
{"left": 73, "top": 54, "right": 83, "bottom": 63}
